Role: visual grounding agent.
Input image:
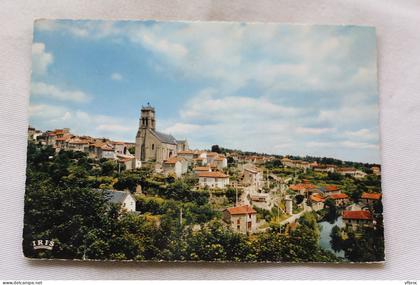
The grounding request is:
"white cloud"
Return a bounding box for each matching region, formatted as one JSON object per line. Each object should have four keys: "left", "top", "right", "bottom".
{"left": 111, "top": 72, "right": 123, "bottom": 81}
{"left": 97, "top": 124, "right": 133, "bottom": 133}
{"left": 31, "top": 82, "right": 91, "bottom": 103}
{"left": 29, "top": 103, "right": 137, "bottom": 141}
{"left": 28, "top": 104, "right": 68, "bottom": 119}
{"left": 296, "top": 127, "right": 335, "bottom": 135}
{"left": 344, "top": 128, "right": 377, "bottom": 141}
{"left": 340, "top": 140, "right": 378, "bottom": 149}
{"left": 163, "top": 123, "right": 200, "bottom": 135}
{"left": 32, "top": 42, "right": 53, "bottom": 75}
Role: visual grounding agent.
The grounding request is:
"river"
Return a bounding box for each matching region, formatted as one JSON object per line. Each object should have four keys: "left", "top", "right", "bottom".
{"left": 318, "top": 216, "right": 346, "bottom": 258}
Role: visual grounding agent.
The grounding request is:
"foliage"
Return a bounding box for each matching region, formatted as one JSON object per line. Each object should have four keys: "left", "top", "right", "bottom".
{"left": 211, "top": 145, "right": 221, "bottom": 153}
{"left": 24, "top": 142, "right": 381, "bottom": 262}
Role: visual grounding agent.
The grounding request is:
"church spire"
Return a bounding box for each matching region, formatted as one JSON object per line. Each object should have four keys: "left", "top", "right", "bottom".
{"left": 140, "top": 104, "right": 156, "bottom": 130}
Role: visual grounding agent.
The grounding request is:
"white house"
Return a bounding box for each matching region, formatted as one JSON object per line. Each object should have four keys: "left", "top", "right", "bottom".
{"left": 162, "top": 156, "right": 188, "bottom": 178}
{"left": 223, "top": 205, "right": 257, "bottom": 234}
{"left": 354, "top": 170, "right": 367, "bottom": 179}
{"left": 243, "top": 167, "right": 262, "bottom": 188}
{"left": 67, "top": 138, "right": 90, "bottom": 152}
{"left": 100, "top": 144, "right": 116, "bottom": 159}
{"left": 98, "top": 189, "right": 136, "bottom": 212}
{"left": 313, "top": 164, "right": 336, "bottom": 173}
{"left": 177, "top": 150, "right": 195, "bottom": 163}
{"left": 213, "top": 156, "right": 228, "bottom": 169}
{"left": 198, "top": 171, "right": 229, "bottom": 188}
{"left": 336, "top": 167, "right": 357, "bottom": 176}
{"left": 206, "top": 152, "right": 219, "bottom": 164}
{"left": 112, "top": 141, "right": 129, "bottom": 155}
{"left": 193, "top": 166, "right": 212, "bottom": 174}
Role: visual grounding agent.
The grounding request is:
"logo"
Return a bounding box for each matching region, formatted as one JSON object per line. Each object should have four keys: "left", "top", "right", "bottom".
{"left": 32, "top": 239, "right": 54, "bottom": 250}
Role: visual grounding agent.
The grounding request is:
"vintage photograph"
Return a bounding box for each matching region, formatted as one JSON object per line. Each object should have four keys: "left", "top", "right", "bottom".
{"left": 24, "top": 20, "right": 383, "bottom": 262}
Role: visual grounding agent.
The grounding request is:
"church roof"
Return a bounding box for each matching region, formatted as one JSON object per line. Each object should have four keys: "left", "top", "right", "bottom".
{"left": 150, "top": 130, "right": 177, "bottom": 145}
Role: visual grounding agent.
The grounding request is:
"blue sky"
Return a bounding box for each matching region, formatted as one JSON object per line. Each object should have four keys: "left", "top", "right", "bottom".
{"left": 30, "top": 20, "right": 380, "bottom": 163}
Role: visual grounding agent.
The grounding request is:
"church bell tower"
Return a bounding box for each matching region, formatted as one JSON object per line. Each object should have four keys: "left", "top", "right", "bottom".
{"left": 140, "top": 103, "right": 156, "bottom": 131}
{"left": 135, "top": 103, "right": 156, "bottom": 162}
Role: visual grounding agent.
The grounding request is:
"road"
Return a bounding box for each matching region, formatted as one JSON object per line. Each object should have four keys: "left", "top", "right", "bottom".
{"left": 279, "top": 204, "right": 312, "bottom": 226}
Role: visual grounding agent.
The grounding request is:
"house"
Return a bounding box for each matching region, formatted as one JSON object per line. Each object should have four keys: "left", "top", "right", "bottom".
{"left": 67, "top": 137, "right": 90, "bottom": 152}
{"left": 192, "top": 157, "right": 207, "bottom": 166}
{"left": 176, "top": 139, "right": 189, "bottom": 152}
{"left": 250, "top": 193, "right": 269, "bottom": 203}
{"left": 223, "top": 205, "right": 257, "bottom": 234}
{"left": 281, "top": 157, "right": 295, "bottom": 168}
{"left": 206, "top": 152, "right": 219, "bottom": 164}
{"left": 336, "top": 167, "right": 357, "bottom": 176}
{"left": 198, "top": 171, "right": 229, "bottom": 188}
{"left": 354, "top": 170, "right": 367, "bottom": 179}
{"left": 117, "top": 154, "right": 141, "bottom": 171}
{"left": 100, "top": 144, "right": 116, "bottom": 159}
{"left": 371, "top": 166, "right": 381, "bottom": 176}
{"left": 313, "top": 164, "right": 336, "bottom": 173}
{"left": 310, "top": 194, "right": 325, "bottom": 211}
{"left": 112, "top": 141, "right": 129, "bottom": 155}
{"left": 193, "top": 166, "right": 212, "bottom": 174}
{"left": 281, "top": 158, "right": 311, "bottom": 170}
{"left": 322, "top": 185, "right": 341, "bottom": 196}
{"left": 294, "top": 160, "right": 311, "bottom": 170}
{"left": 243, "top": 167, "right": 262, "bottom": 188}
{"left": 342, "top": 210, "right": 373, "bottom": 231}
{"left": 162, "top": 156, "right": 188, "bottom": 178}
{"left": 361, "top": 192, "right": 382, "bottom": 206}
{"left": 328, "top": 193, "right": 349, "bottom": 207}
{"left": 289, "top": 183, "right": 317, "bottom": 195}
{"left": 98, "top": 189, "right": 136, "bottom": 212}
{"left": 177, "top": 150, "right": 195, "bottom": 163}
{"left": 213, "top": 156, "right": 228, "bottom": 169}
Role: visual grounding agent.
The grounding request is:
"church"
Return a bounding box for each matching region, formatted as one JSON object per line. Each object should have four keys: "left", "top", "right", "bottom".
{"left": 135, "top": 104, "right": 188, "bottom": 163}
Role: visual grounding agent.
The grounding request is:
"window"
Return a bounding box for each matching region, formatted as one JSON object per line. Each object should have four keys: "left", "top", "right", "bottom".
{"left": 237, "top": 219, "right": 240, "bottom": 224}
{"left": 248, "top": 214, "right": 252, "bottom": 219}
{"left": 247, "top": 221, "right": 252, "bottom": 229}
{"left": 237, "top": 225, "right": 240, "bottom": 230}
{"left": 152, "top": 144, "right": 154, "bottom": 150}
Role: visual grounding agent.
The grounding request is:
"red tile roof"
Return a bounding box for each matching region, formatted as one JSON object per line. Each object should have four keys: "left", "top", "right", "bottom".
{"left": 214, "top": 157, "right": 226, "bottom": 161}
{"left": 361, "top": 192, "right": 382, "bottom": 200}
{"left": 324, "top": 185, "right": 339, "bottom": 192}
{"left": 163, "top": 157, "right": 184, "bottom": 164}
{"left": 290, "top": 183, "right": 317, "bottom": 191}
{"left": 101, "top": 145, "right": 114, "bottom": 151}
{"left": 226, "top": 205, "right": 256, "bottom": 215}
{"left": 338, "top": 167, "right": 356, "bottom": 172}
{"left": 198, "top": 171, "right": 229, "bottom": 178}
{"left": 178, "top": 150, "right": 195, "bottom": 154}
{"left": 342, "top": 210, "right": 373, "bottom": 220}
{"left": 194, "top": 166, "right": 211, "bottom": 171}
{"left": 311, "top": 194, "right": 325, "bottom": 203}
{"left": 329, "top": 193, "right": 349, "bottom": 199}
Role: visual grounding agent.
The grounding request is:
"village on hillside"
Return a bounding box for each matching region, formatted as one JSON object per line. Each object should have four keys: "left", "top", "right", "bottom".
{"left": 26, "top": 104, "right": 383, "bottom": 260}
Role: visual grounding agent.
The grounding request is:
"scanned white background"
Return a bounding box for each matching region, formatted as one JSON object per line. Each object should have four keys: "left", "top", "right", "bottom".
{"left": 1, "top": 0, "right": 420, "bottom": 280}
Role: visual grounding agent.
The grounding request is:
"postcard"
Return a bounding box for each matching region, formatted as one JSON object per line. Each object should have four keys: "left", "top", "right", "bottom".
{"left": 24, "top": 20, "right": 383, "bottom": 262}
